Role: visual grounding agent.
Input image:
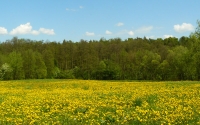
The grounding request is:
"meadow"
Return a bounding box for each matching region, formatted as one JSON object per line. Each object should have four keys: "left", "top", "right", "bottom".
{"left": 0, "top": 80, "right": 199, "bottom": 125}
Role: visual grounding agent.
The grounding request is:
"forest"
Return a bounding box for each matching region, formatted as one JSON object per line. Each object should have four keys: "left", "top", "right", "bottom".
{"left": 0, "top": 21, "right": 200, "bottom": 81}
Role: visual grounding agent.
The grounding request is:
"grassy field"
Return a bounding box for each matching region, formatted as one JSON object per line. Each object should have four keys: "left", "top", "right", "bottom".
{"left": 0, "top": 80, "right": 200, "bottom": 124}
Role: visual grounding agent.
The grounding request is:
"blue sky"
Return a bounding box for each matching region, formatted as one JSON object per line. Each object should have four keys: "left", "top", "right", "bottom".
{"left": 0, "top": 0, "right": 199, "bottom": 42}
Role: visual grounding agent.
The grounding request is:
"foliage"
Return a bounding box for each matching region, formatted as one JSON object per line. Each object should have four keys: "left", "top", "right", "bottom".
{"left": 0, "top": 20, "right": 200, "bottom": 80}
{"left": 34, "top": 52, "right": 47, "bottom": 79}
{"left": 7, "top": 51, "right": 24, "bottom": 80}
{"left": 0, "top": 63, "right": 12, "bottom": 80}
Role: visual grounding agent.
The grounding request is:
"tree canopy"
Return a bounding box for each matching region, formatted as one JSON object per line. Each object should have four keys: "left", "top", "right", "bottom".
{"left": 0, "top": 21, "right": 200, "bottom": 81}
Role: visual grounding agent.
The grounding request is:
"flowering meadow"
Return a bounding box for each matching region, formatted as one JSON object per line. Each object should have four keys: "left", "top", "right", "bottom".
{"left": 0, "top": 80, "right": 200, "bottom": 124}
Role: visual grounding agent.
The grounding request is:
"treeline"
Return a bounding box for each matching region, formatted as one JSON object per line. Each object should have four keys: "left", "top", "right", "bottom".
{"left": 0, "top": 22, "right": 200, "bottom": 80}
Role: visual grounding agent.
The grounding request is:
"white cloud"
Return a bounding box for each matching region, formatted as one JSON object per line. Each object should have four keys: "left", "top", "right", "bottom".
{"left": 10, "top": 22, "right": 32, "bottom": 35}
{"left": 174, "top": 23, "right": 194, "bottom": 33}
{"left": 117, "top": 22, "right": 124, "bottom": 26}
{"left": 79, "top": 6, "right": 83, "bottom": 9}
{"left": 163, "top": 35, "right": 173, "bottom": 38}
{"left": 105, "top": 30, "right": 112, "bottom": 35}
{"left": 146, "top": 36, "right": 155, "bottom": 39}
{"left": 128, "top": 31, "right": 134, "bottom": 36}
{"left": 9, "top": 22, "right": 55, "bottom": 35}
{"left": 136, "top": 26, "right": 153, "bottom": 33}
{"left": 0, "top": 27, "right": 8, "bottom": 34}
{"left": 119, "top": 30, "right": 135, "bottom": 36}
{"left": 39, "top": 28, "right": 55, "bottom": 35}
{"left": 86, "top": 32, "right": 95, "bottom": 36}
{"left": 31, "top": 30, "right": 40, "bottom": 35}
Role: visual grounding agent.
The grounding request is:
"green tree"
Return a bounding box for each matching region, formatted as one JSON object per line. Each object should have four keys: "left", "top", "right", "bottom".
{"left": 0, "top": 63, "right": 12, "bottom": 80}
{"left": 190, "top": 34, "right": 200, "bottom": 80}
{"left": 118, "top": 50, "right": 131, "bottom": 79}
{"left": 42, "top": 49, "right": 55, "bottom": 78}
{"left": 163, "top": 37, "right": 179, "bottom": 47}
{"left": 93, "top": 60, "right": 106, "bottom": 80}
{"left": 157, "top": 60, "right": 170, "bottom": 80}
{"left": 194, "top": 20, "right": 200, "bottom": 38}
{"left": 23, "top": 49, "right": 36, "bottom": 79}
{"left": 0, "top": 53, "right": 6, "bottom": 67}
{"left": 35, "top": 52, "right": 47, "bottom": 79}
{"left": 8, "top": 51, "right": 24, "bottom": 79}
{"left": 166, "top": 46, "right": 188, "bottom": 80}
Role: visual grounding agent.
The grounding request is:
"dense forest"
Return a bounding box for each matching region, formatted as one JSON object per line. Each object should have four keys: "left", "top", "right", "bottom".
{"left": 0, "top": 21, "right": 200, "bottom": 81}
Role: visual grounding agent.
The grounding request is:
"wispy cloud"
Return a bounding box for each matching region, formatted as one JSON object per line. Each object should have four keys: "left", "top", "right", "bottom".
{"left": 0, "top": 27, "right": 8, "bottom": 35}
{"left": 128, "top": 31, "right": 134, "bottom": 36}
{"left": 116, "top": 30, "right": 134, "bottom": 36}
{"left": 10, "top": 22, "right": 55, "bottom": 35}
{"left": 31, "top": 30, "right": 40, "bottom": 35}
{"left": 105, "top": 30, "right": 112, "bottom": 35}
{"left": 163, "top": 35, "right": 173, "bottom": 38}
{"left": 66, "top": 8, "right": 77, "bottom": 11}
{"left": 136, "top": 26, "right": 153, "bottom": 33}
{"left": 174, "top": 23, "right": 194, "bottom": 33}
{"left": 116, "top": 30, "right": 128, "bottom": 35}
{"left": 66, "top": 6, "right": 84, "bottom": 11}
{"left": 146, "top": 36, "right": 155, "bottom": 39}
{"left": 86, "top": 32, "right": 95, "bottom": 36}
{"left": 116, "top": 22, "right": 124, "bottom": 27}
{"left": 39, "top": 28, "right": 55, "bottom": 35}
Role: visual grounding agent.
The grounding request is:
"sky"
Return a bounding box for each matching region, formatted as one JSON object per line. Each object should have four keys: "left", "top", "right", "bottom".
{"left": 0, "top": 0, "right": 200, "bottom": 42}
